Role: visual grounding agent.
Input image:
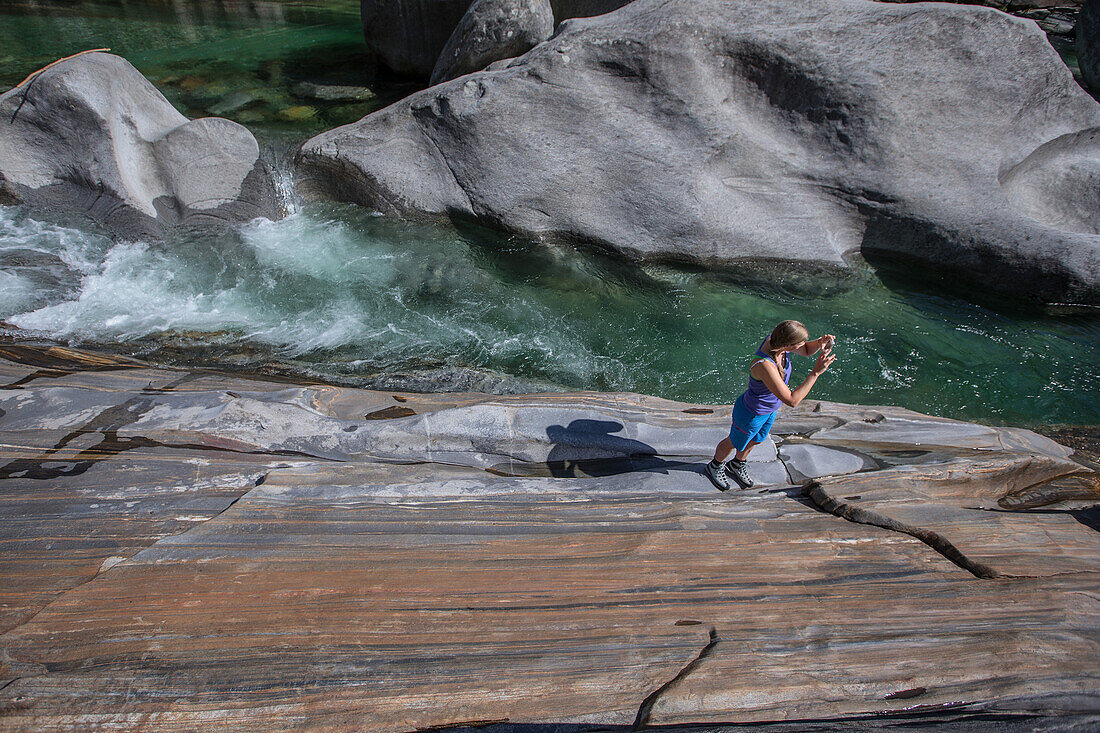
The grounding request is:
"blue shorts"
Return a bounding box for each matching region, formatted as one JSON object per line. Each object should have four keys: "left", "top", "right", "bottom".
{"left": 729, "top": 396, "right": 776, "bottom": 451}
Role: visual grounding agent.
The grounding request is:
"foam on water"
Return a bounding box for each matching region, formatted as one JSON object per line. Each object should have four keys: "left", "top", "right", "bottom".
{"left": 0, "top": 203, "right": 619, "bottom": 386}
{"left": 1, "top": 203, "right": 1098, "bottom": 425}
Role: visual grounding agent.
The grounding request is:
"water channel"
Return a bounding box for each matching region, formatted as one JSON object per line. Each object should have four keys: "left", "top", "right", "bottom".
{"left": 1, "top": 0, "right": 1098, "bottom": 427}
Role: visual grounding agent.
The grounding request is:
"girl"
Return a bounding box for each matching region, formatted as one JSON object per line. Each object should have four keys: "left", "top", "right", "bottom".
{"left": 706, "top": 320, "right": 836, "bottom": 491}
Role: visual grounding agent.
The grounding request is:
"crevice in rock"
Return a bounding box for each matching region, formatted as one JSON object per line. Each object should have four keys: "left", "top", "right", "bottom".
{"left": 8, "top": 85, "right": 33, "bottom": 125}
{"left": 205, "top": 474, "right": 265, "bottom": 521}
{"left": 0, "top": 430, "right": 335, "bottom": 481}
{"left": 0, "top": 473, "right": 267, "bottom": 638}
{"left": 632, "top": 626, "right": 718, "bottom": 729}
{"left": 415, "top": 718, "right": 509, "bottom": 731}
{"left": 0, "top": 368, "right": 69, "bottom": 390}
{"left": 802, "top": 481, "right": 1002, "bottom": 580}
{"left": 365, "top": 405, "right": 418, "bottom": 420}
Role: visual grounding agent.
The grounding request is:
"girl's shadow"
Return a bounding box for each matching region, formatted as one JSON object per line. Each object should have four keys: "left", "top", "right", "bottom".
{"left": 545, "top": 419, "right": 700, "bottom": 478}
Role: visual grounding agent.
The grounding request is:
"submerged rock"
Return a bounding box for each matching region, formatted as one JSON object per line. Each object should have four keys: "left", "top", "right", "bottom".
{"left": 291, "top": 82, "right": 376, "bottom": 102}
{"left": 0, "top": 342, "right": 1097, "bottom": 727}
{"left": 276, "top": 104, "right": 318, "bottom": 122}
{"left": 431, "top": 0, "right": 555, "bottom": 85}
{"left": 206, "top": 89, "right": 258, "bottom": 116}
{"left": 0, "top": 52, "right": 278, "bottom": 240}
{"left": 302, "top": 0, "right": 1100, "bottom": 303}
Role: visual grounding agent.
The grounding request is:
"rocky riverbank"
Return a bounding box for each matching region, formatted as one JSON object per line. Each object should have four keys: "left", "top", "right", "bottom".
{"left": 0, "top": 342, "right": 1097, "bottom": 729}
{"left": 2, "top": 2, "right": 1099, "bottom": 727}
{"left": 2, "top": 1, "right": 1097, "bottom": 303}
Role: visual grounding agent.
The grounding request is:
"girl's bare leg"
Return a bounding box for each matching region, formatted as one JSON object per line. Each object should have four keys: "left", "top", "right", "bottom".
{"left": 713, "top": 437, "right": 736, "bottom": 463}
{"left": 715, "top": 438, "right": 759, "bottom": 463}
{"left": 735, "top": 441, "right": 759, "bottom": 461}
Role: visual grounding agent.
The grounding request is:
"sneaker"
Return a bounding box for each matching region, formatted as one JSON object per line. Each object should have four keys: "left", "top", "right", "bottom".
{"left": 705, "top": 460, "right": 732, "bottom": 491}
{"left": 726, "top": 459, "right": 755, "bottom": 489}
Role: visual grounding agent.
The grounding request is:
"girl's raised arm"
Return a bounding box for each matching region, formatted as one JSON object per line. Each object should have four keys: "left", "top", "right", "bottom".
{"left": 795, "top": 334, "right": 836, "bottom": 357}
{"left": 751, "top": 350, "right": 836, "bottom": 408}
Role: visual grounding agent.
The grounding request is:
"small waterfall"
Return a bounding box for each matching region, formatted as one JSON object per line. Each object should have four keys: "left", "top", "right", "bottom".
{"left": 274, "top": 166, "right": 299, "bottom": 217}
{"left": 261, "top": 137, "right": 301, "bottom": 217}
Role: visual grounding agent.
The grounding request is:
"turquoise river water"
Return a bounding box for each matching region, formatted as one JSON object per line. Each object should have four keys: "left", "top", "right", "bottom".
{"left": 1, "top": 0, "right": 1098, "bottom": 427}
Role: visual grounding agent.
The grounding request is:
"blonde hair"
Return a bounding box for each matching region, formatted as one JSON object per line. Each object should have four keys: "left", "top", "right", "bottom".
{"left": 767, "top": 320, "right": 809, "bottom": 361}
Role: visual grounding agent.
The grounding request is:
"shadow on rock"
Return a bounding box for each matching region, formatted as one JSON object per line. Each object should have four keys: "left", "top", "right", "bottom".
{"left": 545, "top": 419, "right": 699, "bottom": 478}
{"left": 1072, "top": 506, "right": 1100, "bottom": 533}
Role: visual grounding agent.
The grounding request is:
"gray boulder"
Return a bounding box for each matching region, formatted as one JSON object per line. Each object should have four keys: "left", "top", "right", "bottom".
{"left": 0, "top": 52, "right": 278, "bottom": 240}
{"left": 1081, "top": 0, "right": 1100, "bottom": 93}
{"left": 301, "top": 0, "right": 1100, "bottom": 304}
{"left": 431, "top": 0, "right": 555, "bottom": 86}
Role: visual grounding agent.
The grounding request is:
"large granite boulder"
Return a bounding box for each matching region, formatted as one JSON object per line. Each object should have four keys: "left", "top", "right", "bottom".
{"left": 0, "top": 343, "right": 1097, "bottom": 728}
{"left": 0, "top": 52, "right": 278, "bottom": 240}
{"left": 303, "top": 0, "right": 1100, "bottom": 304}
{"left": 1081, "top": 0, "right": 1100, "bottom": 93}
{"left": 431, "top": 0, "right": 555, "bottom": 86}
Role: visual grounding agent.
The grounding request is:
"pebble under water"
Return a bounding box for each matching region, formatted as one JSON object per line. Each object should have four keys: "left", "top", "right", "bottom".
{"left": 2, "top": 203, "right": 1098, "bottom": 427}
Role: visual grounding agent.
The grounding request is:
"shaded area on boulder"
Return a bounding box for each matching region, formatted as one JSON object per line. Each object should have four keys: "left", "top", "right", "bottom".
{"left": 362, "top": 0, "right": 633, "bottom": 78}
{"left": 361, "top": 0, "right": 473, "bottom": 77}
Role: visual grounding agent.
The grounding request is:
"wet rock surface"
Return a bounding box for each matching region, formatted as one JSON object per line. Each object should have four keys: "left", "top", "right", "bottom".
{"left": 0, "top": 52, "right": 278, "bottom": 240}
{"left": 302, "top": 0, "right": 1100, "bottom": 304}
{"left": 0, "top": 343, "right": 1097, "bottom": 729}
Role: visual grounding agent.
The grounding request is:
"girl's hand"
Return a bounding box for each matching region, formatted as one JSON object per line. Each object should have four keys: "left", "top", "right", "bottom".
{"left": 820, "top": 334, "right": 836, "bottom": 353}
{"left": 812, "top": 350, "right": 836, "bottom": 376}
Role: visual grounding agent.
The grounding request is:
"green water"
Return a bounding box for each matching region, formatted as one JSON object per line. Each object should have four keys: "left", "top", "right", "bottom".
{"left": 1, "top": 0, "right": 1098, "bottom": 427}
{"left": 0, "top": 0, "right": 417, "bottom": 131}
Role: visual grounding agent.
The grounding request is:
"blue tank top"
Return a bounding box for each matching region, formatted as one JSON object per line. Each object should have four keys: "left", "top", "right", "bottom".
{"left": 740, "top": 338, "right": 793, "bottom": 415}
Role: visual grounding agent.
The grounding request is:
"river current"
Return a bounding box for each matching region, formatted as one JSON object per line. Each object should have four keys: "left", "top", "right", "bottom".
{"left": 1, "top": 0, "right": 1098, "bottom": 427}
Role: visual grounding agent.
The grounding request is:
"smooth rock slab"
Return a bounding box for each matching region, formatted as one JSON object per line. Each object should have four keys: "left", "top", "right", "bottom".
{"left": 805, "top": 456, "right": 1100, "bottom": 578}
{"left": 0, "top": 450, "right": 273, "bottom": 633}
{"left": 779, "top": 442, "right": 875, "bottom": 483}
{"left": 0, "top": 344, "right": 1097, "bottom": 728}
{"left": 3, "top": 480, "right": 1097, "bottom": 729}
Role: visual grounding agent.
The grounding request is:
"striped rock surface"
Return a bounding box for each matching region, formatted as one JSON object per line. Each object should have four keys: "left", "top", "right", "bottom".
{"left": 0, "top": 344, "right": 1097, "bottom": 730}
